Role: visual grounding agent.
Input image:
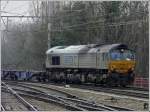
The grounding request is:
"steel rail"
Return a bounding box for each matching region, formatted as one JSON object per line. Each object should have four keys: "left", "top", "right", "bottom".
{"left": 2, "top": 82, "right": 37, "bottom": 111}
{"left": 4, "top": 80, "right": 149, "bottom": 92}
{"left": 5, "top": 81, "right": 76, "bottom": 98}
{"left": 17, "top": 81, "right": 149, "bottom": 99}
{"left": 60, "top": 97, "right": 115, "bottom": 111}
{"left": 104, "top": 104, "right": 134, "bottom": 111}
{"left": 1, "top": 105, "right": 5, "bottom": 111}
{"left": 6, "top": 82, "right": 134, "bottom": 111}
{"left": 65, "top": 84, "right": 149, "bottom": 99}
{"left": 2, "top": 87, "right": 84, "bottom": 111}
{"left": 11, "top": 85, "right": 105, "bottom": 111}
{"left": 2, "top": 86, "right": 107, "bottom": 111}
{"left": 14, "top": 88, "right": 108, "bottom": 111}
{"left": 5, "top": 82, "right": 112, "bottom": 111}
{"left": 18, "top": 92, "right": 86, "bottom": 111}
{"left": 5, "top": 80, "right": 148, "bottom": 99}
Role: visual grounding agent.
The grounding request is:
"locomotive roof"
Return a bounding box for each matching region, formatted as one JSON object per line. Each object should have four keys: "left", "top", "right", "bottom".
{"left": 46, "top": 43, "right": 128, "bottom": 54}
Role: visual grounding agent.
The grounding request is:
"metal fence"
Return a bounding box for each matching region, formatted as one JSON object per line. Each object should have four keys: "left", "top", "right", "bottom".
{"left": 133, "top": 77, "right": 149, "bottom": 89}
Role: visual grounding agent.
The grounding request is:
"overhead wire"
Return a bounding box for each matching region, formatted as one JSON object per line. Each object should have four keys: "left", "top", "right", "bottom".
{"left": 0, "top": 18, "right": 148, "bottom": 33}
{"left": 1, "top": 9, "right": 147, "bottom": 19}
{"left": 50, "top": 9, "right": 148, "bottom": 29}
{"left": 59, "top": 15, "right": 148, "bottom": 30}
{"left": 49, "top": 7, "right": 148, "bottom": 21}
{"left": 1, "top": 2, "right": 148, "bottom": 33}
{"left": 0, "top": 10, "right": 25, "bottom": 16}
{"left": 1, "top": 13, "right": 147, "bottom": 34}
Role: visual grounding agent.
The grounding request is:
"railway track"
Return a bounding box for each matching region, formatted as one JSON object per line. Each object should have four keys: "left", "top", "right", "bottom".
{"left": 5, "top": 81, "right": 134, "bottom": 111}
{"left": 1, "top": 105, "right": 5, "bottom": 111}
{"left": 4, "top": 80, "right": 148, "bottom": 99}
{"left": 1, "top": 82, "right": 37, "bottom": 111}
{"left": 36, "top": 81, "right": 148, "bottom": 99}
{"left": 126, "top": 86, "right": 148, "bottom": 91}
{"left": 5, "top": 82, "right": 107, "bottom": 111}
{"left": 1, "top": 84, "right": 75, "bottom": 111}
{"left": 70, "top": 84, "right": 149, "bottom": 99}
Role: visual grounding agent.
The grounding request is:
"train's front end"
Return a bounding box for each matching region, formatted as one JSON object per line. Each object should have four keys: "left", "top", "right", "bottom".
{"left": 108, "top": 45, "right": 136, "bottom": 86}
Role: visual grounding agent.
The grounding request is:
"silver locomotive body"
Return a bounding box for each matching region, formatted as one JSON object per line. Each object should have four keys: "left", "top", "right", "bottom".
{"left": 46, "top": 44, "right": 136, "bottom": 86}
{"left": 46, "top": 44, "right": 110, "bottom": 70}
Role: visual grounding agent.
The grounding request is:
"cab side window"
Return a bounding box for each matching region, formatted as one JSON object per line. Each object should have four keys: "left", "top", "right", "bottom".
{"left": 52, "top": 56, "right": 60, "bottom": 65}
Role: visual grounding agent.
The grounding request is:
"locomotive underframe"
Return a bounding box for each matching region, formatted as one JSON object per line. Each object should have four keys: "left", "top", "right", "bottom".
{"left": 45, "top": 68, "right": 134, "bottom": 86}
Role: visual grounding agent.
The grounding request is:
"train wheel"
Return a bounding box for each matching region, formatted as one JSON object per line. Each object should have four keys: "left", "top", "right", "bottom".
{"left": 107, "top": 81, "right": 113, "bottom": 87}
{"left": 106, "top": 77, "right": 117, "bottom": 87}
{"left": 121, "top": 84, "right": 126, "bottom": 87}
{"left": 36, "top": 75, "right": 41, "bottom": 82}
{"left": 42, "top": 78, "right": 46, "bottom": 82}
{"left": 128, "top": 73, "right": 135, "bottom": 84}
{"left": 120, "top": 80, "right": 127, "bottom": 87}
{"left": 15, "top": 75, "right": 18, "bottom": 81}
{"left": 38, "top": 78, "right": 41, "bottom": 82}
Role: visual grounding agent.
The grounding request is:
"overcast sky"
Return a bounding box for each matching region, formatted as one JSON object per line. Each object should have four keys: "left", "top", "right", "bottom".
{"left": 1, "top": 1, "right": 30, "bottom": 16}
{"left": 1, "top": 1, "right": 35, "bottom": 30}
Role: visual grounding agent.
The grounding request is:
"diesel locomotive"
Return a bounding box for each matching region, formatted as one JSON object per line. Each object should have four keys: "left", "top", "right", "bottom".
{"left": 45, "top": 43, "right": 136, "bottom": 86}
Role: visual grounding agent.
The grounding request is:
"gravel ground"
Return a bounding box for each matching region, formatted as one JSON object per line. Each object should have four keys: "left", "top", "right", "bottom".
{"left": 26, "top": 82, "right": 149, "bottom": 111}
{"left": 1, "top": 91, "right": 28, "bottom": 111}
{"left": 22, "top": 96, "right": 68, "bottom": 111}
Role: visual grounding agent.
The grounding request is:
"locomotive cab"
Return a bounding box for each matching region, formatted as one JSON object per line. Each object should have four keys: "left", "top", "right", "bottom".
{"left": 108, "top": 47, "right": 136, "bottom": 86}
{"left": 109, "top": 49, "right": 135, "bottom": 73}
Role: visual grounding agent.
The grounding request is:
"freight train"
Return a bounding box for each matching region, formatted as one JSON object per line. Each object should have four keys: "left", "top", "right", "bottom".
{"left": 45, "top": 43, "right": 136, "bottom": 86}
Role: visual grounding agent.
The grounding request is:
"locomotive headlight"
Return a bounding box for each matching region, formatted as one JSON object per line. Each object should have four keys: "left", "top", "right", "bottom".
{"left": 129, "top": 65, "right": 134, "bottom": 70}
{"left": 111, "top": 65, "right": 116, "bottom": 70}
{"left": 128, "top": 67, "right": 134, "bottom": 72}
